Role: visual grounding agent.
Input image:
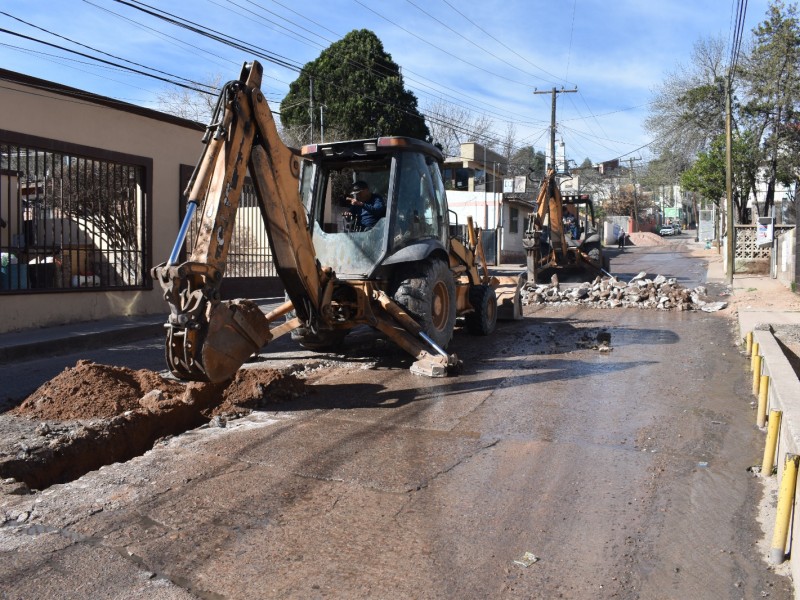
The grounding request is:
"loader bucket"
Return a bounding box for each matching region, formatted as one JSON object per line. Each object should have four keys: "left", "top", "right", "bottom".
{"left": 198, "top": 299, "right": 272, "bottom": 383}
{"left": 491, "top": 274, "right": 525, "bottom": 320}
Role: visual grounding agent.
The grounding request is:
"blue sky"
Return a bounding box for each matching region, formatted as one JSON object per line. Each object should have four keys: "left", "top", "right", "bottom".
{"left": 0, "top": 0, "right": 771, "bottom": 164}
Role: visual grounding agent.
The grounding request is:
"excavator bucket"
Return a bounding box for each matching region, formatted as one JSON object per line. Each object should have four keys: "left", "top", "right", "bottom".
{"left": 193, "top": 299, "right": 272, "bottom": 383}
{"left": 491, "top": 274, "right": 525, "bottom": 320}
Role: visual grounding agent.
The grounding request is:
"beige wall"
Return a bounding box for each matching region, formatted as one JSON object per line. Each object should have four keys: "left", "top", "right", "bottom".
{"left": 0, "top": 76, "right": 203, "bottom": 333}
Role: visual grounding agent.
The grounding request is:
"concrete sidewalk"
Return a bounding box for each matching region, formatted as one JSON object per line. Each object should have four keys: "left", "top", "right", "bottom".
{"left": 0, "top": 297, "right": 285, "bottom": 365}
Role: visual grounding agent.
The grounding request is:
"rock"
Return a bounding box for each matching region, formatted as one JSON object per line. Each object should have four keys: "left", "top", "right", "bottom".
{"left": 701, "top": 301, "right": 728, "bottom": 313}
{"left": 1, "top": 478, "right": 31, "bottom": 496}
{"left": 139, "top": 389, "right": 165, "bottom": 412}
{"left": 521, "top": 271, "right": 717, "bottom": 313}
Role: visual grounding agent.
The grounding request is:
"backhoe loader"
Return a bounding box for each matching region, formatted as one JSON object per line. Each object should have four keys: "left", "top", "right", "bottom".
{"left": 523, "top": 170, "right": 608, "bottom": 283}
{"left": 152, "top": 61, "right": 521, "bottom": 383}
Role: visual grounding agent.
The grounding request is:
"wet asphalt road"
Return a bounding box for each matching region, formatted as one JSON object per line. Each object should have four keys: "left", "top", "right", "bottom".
{"left": 0, "top": 238, "right": 793, "bottom": 599}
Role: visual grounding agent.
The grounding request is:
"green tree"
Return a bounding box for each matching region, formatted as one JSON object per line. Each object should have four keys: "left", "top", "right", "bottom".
{"left": 507, "top": 146, "right": 545, "bottom": 178}
{"left": 680, "top": 133, "right": 760, "bottom": 222}
{"left": 280, "top": 30, "right": 429, "bottom": 142}
{"left": 738, "top": 0, "right": 800, "bottom": 217}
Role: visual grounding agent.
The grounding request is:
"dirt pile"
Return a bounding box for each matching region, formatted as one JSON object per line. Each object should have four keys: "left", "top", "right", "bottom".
{"left": 13, "top": 360, "right": 304, "bottom": 421}
{"left": 627, "top": 232, "right": 668, "bottom": 246}
{"left": 13, "top": 361, "right": 187, "bottom": 420}
{"left": 3, "top": 362, "right": 306, "bottom": 489}
{"left": 522, "top": 272, "right": 728, "bottom": 312}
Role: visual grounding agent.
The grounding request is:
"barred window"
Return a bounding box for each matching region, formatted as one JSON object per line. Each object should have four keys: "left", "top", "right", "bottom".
{"left": 1, "top": 134, "right": 149, "bottom": 293}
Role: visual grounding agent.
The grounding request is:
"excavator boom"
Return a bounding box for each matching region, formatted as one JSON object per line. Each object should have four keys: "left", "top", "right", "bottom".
{"left": 153, "top": 62, "right": 326, "bottom": 382}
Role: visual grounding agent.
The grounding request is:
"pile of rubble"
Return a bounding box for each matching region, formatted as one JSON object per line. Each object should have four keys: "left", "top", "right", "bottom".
{"left": 522, "top": 271, "right": 728, "bottom": 312}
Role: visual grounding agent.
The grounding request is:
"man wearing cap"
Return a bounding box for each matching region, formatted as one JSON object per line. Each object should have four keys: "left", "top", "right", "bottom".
{"left": 345, "top": 180, "right": 385, "bottom": 231}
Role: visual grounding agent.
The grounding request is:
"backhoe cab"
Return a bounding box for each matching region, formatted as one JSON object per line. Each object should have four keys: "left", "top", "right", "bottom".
{"left": 152, "top": 60, "right": 521, "bottom": 384}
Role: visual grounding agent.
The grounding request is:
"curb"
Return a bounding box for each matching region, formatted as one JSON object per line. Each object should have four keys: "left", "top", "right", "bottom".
{"left": 0, "top": 321, "right": 165, "bottom": 365}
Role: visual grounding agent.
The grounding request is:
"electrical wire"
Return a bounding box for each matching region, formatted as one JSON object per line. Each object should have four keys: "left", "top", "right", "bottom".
{"left": 110, "top": 0, "right": 541, "bottom": 133}
{"left": 403, "top": 0, "right": 552, "bottom": 85}
{"left": 438, "top": 0, "right": 572, "bottom": 86}
{"left": 0, "top": 27, "right": 209, "bottom": 94}
{"left": 352, "top": 0, "right": 540, "bottom": 89}
{"left": 0, "top": 10, "right": 216, "bottom": 91}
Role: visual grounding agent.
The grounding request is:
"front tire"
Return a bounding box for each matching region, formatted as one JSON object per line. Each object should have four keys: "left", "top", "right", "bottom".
{"left": 465, "top": 285, "right": 497, "bottom": 335}
{"left": 585, "top": 243, "right": 601, "bottom": 265}
{"left": 392, "top": 259, "right": 457, "bottom": 348}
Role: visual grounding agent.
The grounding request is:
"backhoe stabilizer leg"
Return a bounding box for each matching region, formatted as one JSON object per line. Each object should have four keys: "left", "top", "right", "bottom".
{"left": 371, "top": 316, "right": 458, "bottom": 377}
{"left": 369, "top": 302, "right": 461, "bottom": 377}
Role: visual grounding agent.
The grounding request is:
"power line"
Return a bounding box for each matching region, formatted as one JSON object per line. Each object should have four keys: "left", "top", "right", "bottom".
{"left": 105, "top": 1, "right": 533, "bottom": 146}
{"left": 1, "top": 4, "right": 535, "bottom": 151}
{"left": 111, "top": 0, "right": 543, "bottom": 130}
{"left": 0, "top": 10, "right": 215, "bottom": 92}
{"left": 403, "top": 0, "right": 553, "bottom": 84}
{"left": 352, "top": 0, "right": 541, "bottom": 90}
{"left": 0, "top": 27, "right": 209, "bottom": 94}
{"left": 112, "top": 0, "right": 304, "bottom": 72}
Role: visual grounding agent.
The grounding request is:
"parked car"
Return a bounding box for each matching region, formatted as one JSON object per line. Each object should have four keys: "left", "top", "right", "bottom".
{"left": 659, "top": 225, "right": 674, "bottom": 236}
{"left": 672, "top": 223, "right": 682, "bottom": 234}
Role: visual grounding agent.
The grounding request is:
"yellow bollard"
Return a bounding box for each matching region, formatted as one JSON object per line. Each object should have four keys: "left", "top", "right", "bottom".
{"left": 752, "top": 356, "right": 762, "bottom": 395}
{"left": 770, "top": 454, "right": 800, "bottom": 564}
{"left": 751, "top": 342, "right": 760, "bottom": 371}
{"left": 762, "top": 410, "right": 783, "bottom": 475}
{"left": 746, "top": 331, "right": 753, "bottom": 354}
{"left": 757, "top": 375, "right": 770, "bottom": 428}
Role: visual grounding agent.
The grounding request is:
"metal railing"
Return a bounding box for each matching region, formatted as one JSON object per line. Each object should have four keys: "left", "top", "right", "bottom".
{"left": 1, "top": 137, "right": 149, "bottom": 293}
{"left": 181, "top": 166, "right": 276, "bottom": 278}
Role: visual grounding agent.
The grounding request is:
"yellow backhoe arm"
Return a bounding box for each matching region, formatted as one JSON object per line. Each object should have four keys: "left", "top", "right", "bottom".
{"left": 152, "top": 61, "right": 326, "bottom": 382}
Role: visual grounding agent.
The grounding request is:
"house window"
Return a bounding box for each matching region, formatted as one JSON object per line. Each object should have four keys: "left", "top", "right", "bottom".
{"left": 509, "top": 207, "right": 519, "bottom": 234}
{"left": 456, "top": 168, "right": 471, "bottom": 190}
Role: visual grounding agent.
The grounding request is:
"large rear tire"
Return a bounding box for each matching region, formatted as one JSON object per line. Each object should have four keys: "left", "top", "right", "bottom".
{"left": 465, "top": 285, "right": 497, "bottom": 336}
{"left": 392, "top": 259, "right": 457, "bottom": 349}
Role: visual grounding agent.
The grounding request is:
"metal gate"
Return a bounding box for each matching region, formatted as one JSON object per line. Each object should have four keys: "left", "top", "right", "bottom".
{"left": 179, "top": 165, "right": 282, "bottom": 299}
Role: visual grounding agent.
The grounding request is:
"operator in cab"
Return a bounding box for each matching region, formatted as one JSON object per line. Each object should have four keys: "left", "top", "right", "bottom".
{"left": 344, "top": 180, "right": 385, "bottom": 231}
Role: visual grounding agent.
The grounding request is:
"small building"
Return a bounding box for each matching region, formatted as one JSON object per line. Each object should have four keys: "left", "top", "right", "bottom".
{"left": 442, "top": 142, "right": 506, "bottom": 194}
{"left": 0, "top": 70, "right": 200, "bottom": 332}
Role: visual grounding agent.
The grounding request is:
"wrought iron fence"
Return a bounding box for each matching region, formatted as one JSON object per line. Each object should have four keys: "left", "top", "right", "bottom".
{"left": 1, "top": 135, "right": 149, "bottom": 293}
{"left": 181, "top": 165, "right": 276, "bottom": 278}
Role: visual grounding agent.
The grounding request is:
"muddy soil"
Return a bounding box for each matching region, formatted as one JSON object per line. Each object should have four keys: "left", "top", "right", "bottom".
{"left": 1, "top": 361, "right": 304, "bottom": 489}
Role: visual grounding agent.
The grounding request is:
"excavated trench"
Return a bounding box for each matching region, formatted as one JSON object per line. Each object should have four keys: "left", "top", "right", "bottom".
{"left": 0, "top": 360, "right": 305, "bottom": 491}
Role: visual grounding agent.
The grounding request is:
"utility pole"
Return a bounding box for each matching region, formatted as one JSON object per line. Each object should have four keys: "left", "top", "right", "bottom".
{"left": 533, "top": 87, "right": 577, "bottom": 172}
{"left": 627, "top": 157, "right": 641, "bottom": 232}
{"left": 309, "top": 78, "right": 314, "bottom": 144}
{"left": 725, "top": 76, "right": 735, "bottom": 284}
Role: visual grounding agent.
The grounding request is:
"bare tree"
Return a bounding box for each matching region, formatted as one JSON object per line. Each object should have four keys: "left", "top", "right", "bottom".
{"left": 645, "top": 36, "right": 728, "bottom": 162}
{"left": 423, "top": 99, "right": 494, "bottom": 158}
{"left": 155, "top": 74, "right": 222, "bottom": 124}
{"left": 499, "top": 121, "right": 517, "bottom": 174}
